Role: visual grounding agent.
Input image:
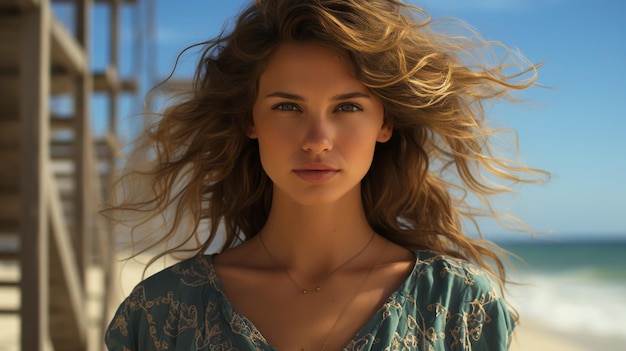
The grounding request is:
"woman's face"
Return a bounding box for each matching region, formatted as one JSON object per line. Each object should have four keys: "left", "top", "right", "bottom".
{"left": 251, "top": 42, "right": 391, "bottom": 206}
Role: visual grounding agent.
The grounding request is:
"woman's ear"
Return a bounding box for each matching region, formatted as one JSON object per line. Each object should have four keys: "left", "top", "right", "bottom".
{"left": 377, "top": 122, "right": 393, "bottom": 143}
{"left": 247, "top": 124, "right": 258, "bottom": 139}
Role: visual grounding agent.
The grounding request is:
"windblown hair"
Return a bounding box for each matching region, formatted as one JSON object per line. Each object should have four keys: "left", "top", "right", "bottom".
{"left": 108, "top": 0, "right": 548, "bottom": 303}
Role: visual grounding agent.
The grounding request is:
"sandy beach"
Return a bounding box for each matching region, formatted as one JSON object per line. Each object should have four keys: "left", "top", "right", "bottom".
{"left": 510, "top": 322, "right": 586, "bottom": 351}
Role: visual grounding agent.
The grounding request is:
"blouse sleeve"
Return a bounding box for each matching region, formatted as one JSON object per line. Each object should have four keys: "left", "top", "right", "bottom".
{"left": 105, "top": 284, "right": 152, "bottom": 351}
{"left": 104, "top": 256, "right": 214, "bottom": 351}
{"left": 415, "top": 253, "right": 515, "bottom": 351}
{"left": 444, "top": 265, "right": 515, "bottom": 350}
{"left": 104, "top": 276, "right": 184, "bottom": 351}
{"left": 457, "top": 273, "right": 515, "bottom": 351}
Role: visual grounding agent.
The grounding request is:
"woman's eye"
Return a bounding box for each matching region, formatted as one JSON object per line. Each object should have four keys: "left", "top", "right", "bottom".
{"left": 336, "top": 103, "right": 362, "bottom": 112}
{"left": 272, "top": 103, "right": 300, "bottom": 112}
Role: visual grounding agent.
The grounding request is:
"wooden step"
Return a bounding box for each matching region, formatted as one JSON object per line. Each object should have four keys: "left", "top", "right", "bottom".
{"left": 51, "top": 138, "right": 112, "bottom": 160}
{"left": 0, "top": 252, "right": 19, "bottom": 261}
{"left": 51, "top": 115, "right": 75, "bottom": 130}
{"left": 0, "top": 120, "right": 19, "bottom": 149}
{"left": 0, "top": 192, "right": 19, "bottom": 226}
{"left": 0, "top": 72, "right": 90, "bottom": 96}
{"left": 0, "top": 220, "right": 18, "bottom": 234}
{"left": 0, "top": 281, "right": 19, "bottom": 288}
{"left": 0, "top": 150, "right": 20, "bottom": 190}
{"left": 0, "top": 15, "right": 20, "bottom": 75}
{"left": 0, "top": 78, "right": 19, "bottom": 122}
{"left": 0, "top": 227, "right": 19, "bottom": 259}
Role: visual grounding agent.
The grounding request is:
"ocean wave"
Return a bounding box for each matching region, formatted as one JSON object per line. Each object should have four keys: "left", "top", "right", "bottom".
{"left": 509, "top": 271, "right": 626, "bottom": 339}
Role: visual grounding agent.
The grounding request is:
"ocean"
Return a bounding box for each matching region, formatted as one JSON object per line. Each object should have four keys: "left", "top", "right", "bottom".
{"left": 500, "top": 238, "right": 626, "bottom": 346}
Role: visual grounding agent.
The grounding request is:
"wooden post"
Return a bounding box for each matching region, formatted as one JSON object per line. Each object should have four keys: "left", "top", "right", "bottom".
{"left": 74, "top": 0, "right": 94, "bottom": 285}
{"left": 20, "top": 2, "right": 51, "bottom": 350}
{"left": 109, "top": 0, "right": 120, "bottom": 137}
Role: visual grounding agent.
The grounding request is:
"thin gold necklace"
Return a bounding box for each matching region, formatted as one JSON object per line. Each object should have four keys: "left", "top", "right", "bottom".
{"left": 258, "top": 231, "right": 376, "bottom": 294}
{"left": 318, "top": 240, "right": 388, "bottom": 351}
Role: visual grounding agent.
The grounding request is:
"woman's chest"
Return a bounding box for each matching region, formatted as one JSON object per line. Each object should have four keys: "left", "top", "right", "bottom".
{"left": 215, "top": 263, "right": 412, "bottom": 351}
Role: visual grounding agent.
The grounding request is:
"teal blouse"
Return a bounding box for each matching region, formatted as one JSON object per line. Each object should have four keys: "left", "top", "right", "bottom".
{"left": 105, "top": 251, "right": 514, "bottom": 351}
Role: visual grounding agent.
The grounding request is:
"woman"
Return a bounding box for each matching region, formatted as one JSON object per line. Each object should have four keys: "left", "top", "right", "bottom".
{"left": 105, "top": 0, "right": 547, "bottom": 350}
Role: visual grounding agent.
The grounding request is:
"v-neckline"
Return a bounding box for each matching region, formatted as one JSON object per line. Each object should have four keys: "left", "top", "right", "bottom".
{"left": 205, "top": 253, "right": 419, "bottom": 350}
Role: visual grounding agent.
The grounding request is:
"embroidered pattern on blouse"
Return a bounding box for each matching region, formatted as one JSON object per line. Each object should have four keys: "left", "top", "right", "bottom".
{"left": 106, "top": 254, "right": 512, "bottom": 351}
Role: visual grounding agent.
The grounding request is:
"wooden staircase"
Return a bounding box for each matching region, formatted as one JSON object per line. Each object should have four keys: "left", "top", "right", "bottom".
{"left": 0, "top": 0, "right": 138, "bottom": 349}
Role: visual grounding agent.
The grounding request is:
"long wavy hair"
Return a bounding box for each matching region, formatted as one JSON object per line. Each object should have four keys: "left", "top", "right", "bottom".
{"left": 108, "top": 0, "right": 548, "bottom": 302}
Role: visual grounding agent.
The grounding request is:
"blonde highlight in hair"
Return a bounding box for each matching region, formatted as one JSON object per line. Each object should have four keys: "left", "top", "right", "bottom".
{"left": 105, "top": 0, "right": 549, "bottom": 317}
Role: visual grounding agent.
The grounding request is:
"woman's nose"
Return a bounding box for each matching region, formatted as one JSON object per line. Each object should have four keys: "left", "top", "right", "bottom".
{"left": 302, "top": 116, "right": 333, "bottom": 153}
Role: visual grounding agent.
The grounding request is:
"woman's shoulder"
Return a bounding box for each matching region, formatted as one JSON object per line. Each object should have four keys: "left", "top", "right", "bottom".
{"left": 414, "top": 250, "right": 496, "bottom": 283}
{"left": 408, "top": 250, "right": 502, "bottom": 302}
{"left": 398, "top": 250, "right": 515, "bottom": 349}
{"left": 105, "top": 255, "right": 222, "bottom": 350}
{"left": 122, "top": 255, "right": 217, "bottom": 302}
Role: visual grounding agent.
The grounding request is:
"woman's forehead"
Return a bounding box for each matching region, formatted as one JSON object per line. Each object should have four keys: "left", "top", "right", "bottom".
{"left": 259, "top": 42, "right": 357, "bottom": 83}
{"left": 259, "top": 52, "right": 367, "bottom": 101}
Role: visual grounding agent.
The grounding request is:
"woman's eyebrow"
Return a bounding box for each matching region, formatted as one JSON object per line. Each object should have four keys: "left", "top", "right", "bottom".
{"left": 264, "top": 91, "right": 371, "bottom": 100}
{"left": 331, "top": 92, "right": 371, "bottom": 100}
{"left": 265, "top": 92, "right": 303, "bottom": 100}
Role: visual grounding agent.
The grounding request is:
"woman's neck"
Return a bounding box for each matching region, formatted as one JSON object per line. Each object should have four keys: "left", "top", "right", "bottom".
{"left": 258, "top": 188, "right": 376, "bottom": 274}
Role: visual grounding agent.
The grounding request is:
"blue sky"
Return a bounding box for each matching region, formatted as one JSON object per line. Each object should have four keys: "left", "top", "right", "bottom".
{"left": 87, "top": 0, "right": 625, "bottom": 241}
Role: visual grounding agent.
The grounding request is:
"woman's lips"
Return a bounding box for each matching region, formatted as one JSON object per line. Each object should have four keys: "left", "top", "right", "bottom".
{"left": 293, "top": 166, "right": 339, "bottom": 183}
